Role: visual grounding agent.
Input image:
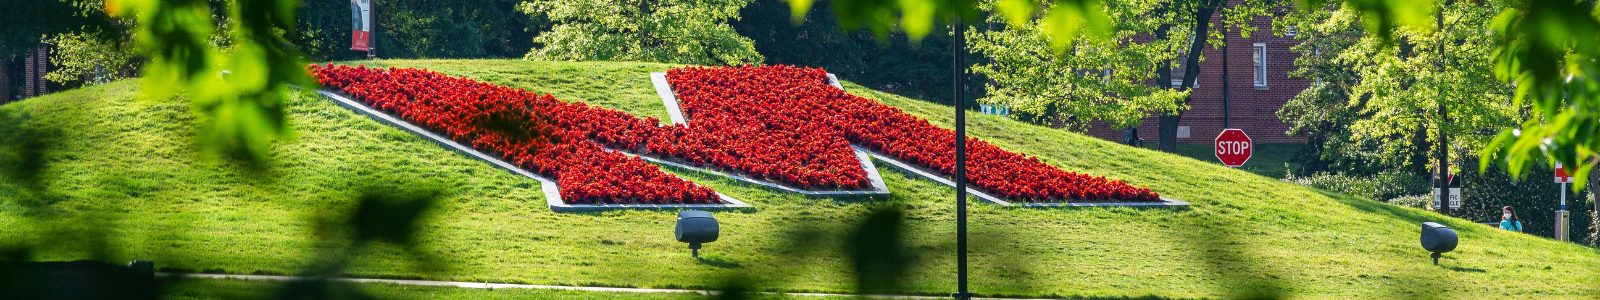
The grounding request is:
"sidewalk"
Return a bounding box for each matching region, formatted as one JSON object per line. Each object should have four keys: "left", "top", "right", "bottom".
{"left": 157, "top": 273, "right": 1066, "bottom": 300}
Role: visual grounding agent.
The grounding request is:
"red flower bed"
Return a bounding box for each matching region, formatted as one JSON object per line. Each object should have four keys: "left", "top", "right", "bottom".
{"left": 666, "top": 65, "right": 1161, "bottom": 202}
{"left": 309, "top": 64, "right": 719, "bottom": 204}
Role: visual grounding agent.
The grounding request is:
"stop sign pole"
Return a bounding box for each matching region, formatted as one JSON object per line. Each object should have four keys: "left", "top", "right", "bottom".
{"left": 1215, "top": 129, "right": 1253, "bottom": 167}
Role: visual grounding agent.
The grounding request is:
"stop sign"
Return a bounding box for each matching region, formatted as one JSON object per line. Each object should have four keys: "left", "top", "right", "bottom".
{"left": 1215, "top": 129, "right": 1252, "bottom": 167}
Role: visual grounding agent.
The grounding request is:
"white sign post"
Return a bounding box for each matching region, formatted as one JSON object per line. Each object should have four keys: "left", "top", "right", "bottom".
{"left": 1556, "top": 162, "right": 1575, "bottom": 241}
{"left": 1432, "top": 163, "right": 1461, "bottom": 210}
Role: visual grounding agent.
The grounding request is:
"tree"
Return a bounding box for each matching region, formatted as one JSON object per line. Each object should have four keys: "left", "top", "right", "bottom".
{"left": 46, "top": 28, "right": 141, "bottom": 86}
{"left": 521, "top": 0, "right": 764, "bottom": 66}
{"left": 1278, "top": 1, "right": 1518, "bottom": 177}
{"left": 1274, "top": 4, "right": 1378, "bottom": 175}
{"left": 967, "top": 0, "right": 1187, "bottom": 130}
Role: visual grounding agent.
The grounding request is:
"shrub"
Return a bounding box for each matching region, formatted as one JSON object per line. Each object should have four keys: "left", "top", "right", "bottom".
{"left": 1282, "top": 171, "right": 1429, "bottom": 202}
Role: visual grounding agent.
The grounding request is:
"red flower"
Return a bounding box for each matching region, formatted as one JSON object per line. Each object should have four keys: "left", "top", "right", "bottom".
{"left": 665, "top": 65, "right": 1160, "bottom": 202}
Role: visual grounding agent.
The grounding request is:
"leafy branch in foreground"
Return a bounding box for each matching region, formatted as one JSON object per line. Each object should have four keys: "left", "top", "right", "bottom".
{"left": 108, "top": 0, "right": 312, "bottom": 168}
{"left": 1479, "top": 0, "right": 1600, "bottom": 191}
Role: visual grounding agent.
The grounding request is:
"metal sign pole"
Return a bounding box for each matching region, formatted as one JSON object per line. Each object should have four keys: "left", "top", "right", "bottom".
{"left": 1560, "top": 182, "right": 1568, "bottom": 241}
{"left": 368, "top": 0, "right": 377, "bottom": 60}
{"left": 1556, "top": 162, "right": 1571, "bottom": 241}
{"left": 952, "top": 17, "right": 970, "bottom": 300}
{"left": 1221, "top": 15, "right": 1229, "bottom": 129}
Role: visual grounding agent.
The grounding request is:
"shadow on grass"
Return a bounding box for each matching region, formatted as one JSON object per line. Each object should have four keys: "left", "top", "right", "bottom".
{"left": 1173, "top": 216, "right": 1289, "bottom": 300}
{"left": 1313, "top": 189, "right": 1457, "bottom": 299}
{"left": 695, "top": 254, "right": 745, "bottom": 269}
{"left": 1314, "top": 189, "right": 1481, "bottom": 233}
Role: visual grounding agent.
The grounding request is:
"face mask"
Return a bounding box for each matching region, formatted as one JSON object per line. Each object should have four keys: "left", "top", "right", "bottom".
{"left": 1504, "top": 213, "right": 1513, "bottom": 219}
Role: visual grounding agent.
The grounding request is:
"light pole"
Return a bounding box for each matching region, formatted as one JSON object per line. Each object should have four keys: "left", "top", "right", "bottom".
{"left": 1434, "top": 3, "right": 1450, "bottom": 216}
{"left": 1221, "top": 21, "right": 1229, "bottom": 129}
{"left": 951, "top": 16, "right": 971, "bottom": 300}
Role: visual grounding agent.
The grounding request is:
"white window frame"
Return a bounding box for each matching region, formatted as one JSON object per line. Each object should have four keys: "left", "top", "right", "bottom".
{"left": 1171, "top": 64, "right": 1200, "bottom": 87}
{"left": 1252, "top": 43, "right": 1268, "bottom": 88}
{"left": 1171, "top": 35, "right": 1200, "bottom": 88}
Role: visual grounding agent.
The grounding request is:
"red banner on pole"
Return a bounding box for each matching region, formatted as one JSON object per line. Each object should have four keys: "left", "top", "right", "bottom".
{"left": 351, "top": 0, "right": 371, "bottom": 51}
{"left": 351, "top": 30, "right": 370, "bottom": 51}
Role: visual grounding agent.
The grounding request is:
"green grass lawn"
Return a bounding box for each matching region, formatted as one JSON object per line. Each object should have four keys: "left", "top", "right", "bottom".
{"left": 161, "top": 278, "right": 812, "bottom": 300}
{"left": 2, "top": 59, "right": 1597, "bottom": 299}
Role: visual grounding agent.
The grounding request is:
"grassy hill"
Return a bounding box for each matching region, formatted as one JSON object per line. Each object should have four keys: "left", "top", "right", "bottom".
{"left": 1, "top": 59, "right": 1595, "bottom": 299}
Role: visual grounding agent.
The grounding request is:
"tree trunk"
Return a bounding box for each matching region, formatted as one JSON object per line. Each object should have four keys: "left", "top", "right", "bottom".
{"left": 1156, "top": 0, "right": 1221, "bottom": 152}
{"left": 1591, "top": 163, "right": 1598, "bottom": 214}
{"left": 1154, "top": 22, "right": 1174, "bottom": 152}
{"left": 1158, "top": 113, "right": 1183, "bottom": 152}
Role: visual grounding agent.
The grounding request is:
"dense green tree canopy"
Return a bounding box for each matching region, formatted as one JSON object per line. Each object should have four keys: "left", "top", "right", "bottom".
{"left": 44, "top": 29, "right": 141, "bottom": 86}
{"left": 521, "top": 0, "right": 764, "bottom": 66}
{"left": 968, "top": 0, "right": 1186, "bottom": 130}
{"left": 1279, "top": 1, "right": 1518, "bottom": 175}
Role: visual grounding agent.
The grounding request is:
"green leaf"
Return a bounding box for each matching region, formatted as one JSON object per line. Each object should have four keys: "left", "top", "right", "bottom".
{"left": 997, "top": 0, "right": 1036, "bottom": 28}
{"left": 898, "top": 0, "right": 938, "bottom": 40}
{"left": 789, "top": 0, "right": 816, "bottom": 24}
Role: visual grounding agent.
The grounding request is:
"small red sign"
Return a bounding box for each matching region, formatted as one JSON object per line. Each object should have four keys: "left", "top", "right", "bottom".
{"left": 351, "top": 30, "right": 371, "bottom": 51}
{"left": 1435, "top": 162, "right": 1458, "bottom": 184}
{"left": 1556, "top": 162, "right": 1575, "bottom": 183}
{"left": 1214, "top": 129, "right": 1252, "bottom": 167}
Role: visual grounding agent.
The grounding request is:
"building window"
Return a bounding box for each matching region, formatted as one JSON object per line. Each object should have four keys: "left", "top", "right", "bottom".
{"left": 1170, "top": 60, "right": 1199, "bottom": 87}
{"left": 1171, "top": 35, "right": 1199, "bottom": 88}
{"left": 1252, "top": 43, "right": 1267, "bottom": 88}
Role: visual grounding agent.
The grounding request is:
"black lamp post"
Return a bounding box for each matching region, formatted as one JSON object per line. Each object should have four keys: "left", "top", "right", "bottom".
{"left": 952, "top": 16, "right": 971, "bottom": 300}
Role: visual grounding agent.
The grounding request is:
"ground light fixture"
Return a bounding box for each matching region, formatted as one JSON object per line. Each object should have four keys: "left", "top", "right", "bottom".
{"left": 1420, "top": 222, "right": 1458, "bottom": 265}
{"left": 675, "top": 210, "right": 719, "bottom": 258}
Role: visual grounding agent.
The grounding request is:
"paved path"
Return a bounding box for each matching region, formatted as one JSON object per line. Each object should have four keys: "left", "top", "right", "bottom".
{"left": 157, "top": 273, "right": 1065, "bottom": 300}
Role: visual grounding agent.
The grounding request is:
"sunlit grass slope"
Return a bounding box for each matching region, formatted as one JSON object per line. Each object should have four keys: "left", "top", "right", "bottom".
{"left": 0, "top": 59, "right": 1595, "bottom": 299}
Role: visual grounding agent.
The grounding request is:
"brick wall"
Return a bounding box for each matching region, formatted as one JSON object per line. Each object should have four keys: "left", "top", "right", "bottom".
{"left": 19, "top": 45, "right": 48, "bottom": 100}
{"left": 1087, "top": 4, "right": 1309, "bottom": 145}
{"left": 36, "top": 46, "right": 46, "bottom": 96}
{"left": 24, "top": 53, "right": 35, "bottom": 99}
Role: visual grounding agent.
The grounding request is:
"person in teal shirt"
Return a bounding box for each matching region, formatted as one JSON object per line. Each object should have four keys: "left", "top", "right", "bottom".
{"left": 1500, "top": 206, "right": 1523, "bottom": 232}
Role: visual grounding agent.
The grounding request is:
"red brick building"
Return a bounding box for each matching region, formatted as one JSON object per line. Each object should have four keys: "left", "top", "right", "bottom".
{"left": 1086, "top": 9, "right": 1310, "bottom": 144}
{"left": 4, "top": 44, "right": 50, "bottom": 104}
